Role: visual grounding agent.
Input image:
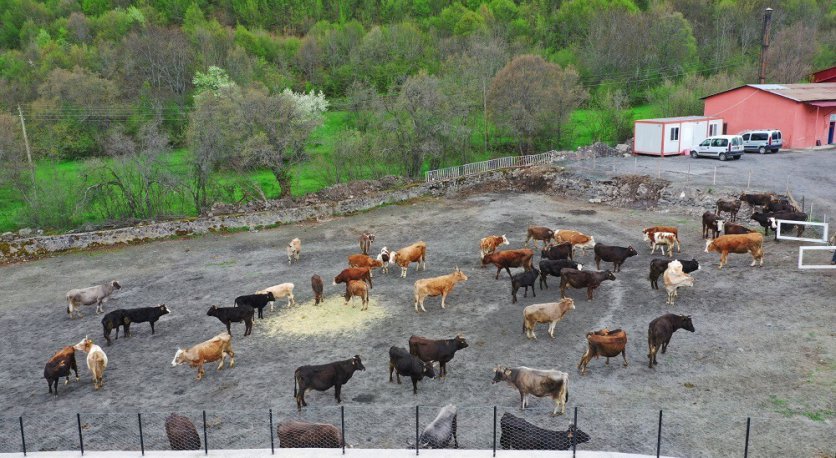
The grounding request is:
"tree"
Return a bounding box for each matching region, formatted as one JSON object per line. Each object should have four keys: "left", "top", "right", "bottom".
{"left": 122, "top": 26, "right": 194, "bottom": 99}
{"left": 766, "top": 22, "right": 819, "bottom": 83}
{"left": 488, "top": 55, "right": 587, "bottom": 154}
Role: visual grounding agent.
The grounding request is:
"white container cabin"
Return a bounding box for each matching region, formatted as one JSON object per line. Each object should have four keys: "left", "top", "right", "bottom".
{"left": 633, "top": 116, "right": 724, "bottom": 156}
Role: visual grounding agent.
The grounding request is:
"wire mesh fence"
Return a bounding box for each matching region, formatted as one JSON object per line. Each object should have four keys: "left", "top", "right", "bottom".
{"left": 2, "top": 407, "right": 833, "bottom": 455}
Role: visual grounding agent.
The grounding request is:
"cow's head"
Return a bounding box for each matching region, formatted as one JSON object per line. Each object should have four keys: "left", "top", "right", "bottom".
{"left": 768, "top": 217, "right": 779, "bottom": 229}
{"left": 604, "top": 270, "right": 616, "bottom": 281}
{"left": 562, "top": 298, "right": 576, "bottom": 311}
{"left": 689, "top": 259, "right": 700, "bottom": 271}
{"left": 111, "top": 280, "right": 121, "bottom": 290}
{"left": 451, "top": 267, "right": 468, "bottom": 282}
{"left": 566, "top": 424, "right": 591, "bottom": 445}
{"left": 158, "top": 304, "right": 170, "bottom": 315}
{"left": 367, "top": 233, "right": 375, "bottom": 243}
{"left": 642, "top": 232, "right": 651, "bottom": 243}
{"left": 704, "top": 239, "right": 714, "bottom": 253}
{"left": 351, "top": 355, "right": 366, "bottom": 371}
{"left": 716, "top": 220, "right": 726, "bottom": 233}
{"left": 171, "top": 349, "right": 185, "bottom": 367}
{"left": 73, "top": 336, "right": 93, "bottom": 352}
{"left": 679, "top": 315, "right": 695, "bottom": 332}
{"left": 423, "top": 362, "right": 437, "bottom": 379}
{"left": 501, "top": 235, "right": 509, "bottom": 245}
{"left": 491, "top": 366, "right": 511, "bottom": 384}
{"left": 265, "top": 291, "right": 275, "bottom": 301}
{"left": 626, "top": 246, "right": 638, "bottom": 257}
{"left": 207, "top": 305, "right": 218, "bottom": 316}
{"left": 454, "top": 335, "right": 469, "bottom": 350}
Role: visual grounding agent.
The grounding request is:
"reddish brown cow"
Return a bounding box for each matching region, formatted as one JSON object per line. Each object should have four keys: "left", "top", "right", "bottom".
{"left": 577, "top": 328, "right": 627, "bottom": 374}
{"left": 344, "top": 280, "right": 369, "bottom": 311}
{"left": 704, "top": 233, "right": 764, "bottom": 268}
{"left": 311, "top": 274, "right": 323, "bottom": 305}
{"left": 333, "top": 267, "right": 373, "bottom": 289}
{"left": 278, "top": 420, "right": 342, "bottom": 448}
{"left": 525, "top": 226, "right": 554, "bottom": 249}
{"left": 347, "top": 254, "right": 385, "bottom": 277}
{"left": 44, "top": 345, "right": 79, "bottom": 396}
{"left": 482, "top": 249, "right": 534, "bottom": 280}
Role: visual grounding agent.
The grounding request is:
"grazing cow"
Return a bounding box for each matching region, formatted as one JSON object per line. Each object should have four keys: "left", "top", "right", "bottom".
{"left": 391, "top": 241, "right": 427, "bottom": 278}
{"left": 577, "top": 328, "right": 628, "bottom": 374}
{"left": 648, "top": 232, "right": 678, "bottom": 257}
{"left": 66, "top": 280, "right": 121, "bottom": 319}
{"left": 44, "top": 346, "right": 79, "bottom": 395}
{"left": 705, "top": 233, "right": 764, "bottom": 268}
{"left": 642, "top": 226, "right": 680, "bottom": 252}
{"left": 278, "top": 420, "right": 342, "bottom": 448}
{"left": 235, "top": 292, "right": 275, "bottom": 319}
{"left": 594, "top": 243, "right": 638, "bottom": 271}
{"left": 344, "top": 280, "right": 369, "bottom": 311}
{"left": 294, "top": 355, "right": 365, "bottom": 410}
{"left": 256, "top": 284, "right": 296, "bottom": 311}
{"left": 413, "top": 268, "right": 468, "bottom": 312}
{"left": 702, "top": 212, "right": 724, "bottom": 239}
{"left": 165, "top": 414, "right": 201, "bottom": 450}
{"left": 73, "top": 337, "right": 107, "bottom": 390}
{"left": 648, "top": 314, "right": 695, "bottom": 368}
{"left": 377, "top": 247, "right": 391, "bottom": 274}
{"left": 480, "top": 234, "right": 510, "bottom": 261}
{"left": 358, "top": 232, "right": 375, "bottom": 255}
{"left": 102, "top": 304, "right": 171, "bottom": 345}
{"left": 207, "top": 304, "right": 254, "bottom": 336}
{"left": 768, "top": 211, "right": 808, "bottom": 241}
{"left": 347, "top": 254, "right": 385, "bottom": 277}
{"left": 721, "top": 221, "right": 755, "bottom": 235}
{"left": 388, "top": 346, "right": 436, "bottom": 394}
{"left": 663, "top": 260, "right": 694, "bottom": 306}
{"left": 716, "top": 198, "right": 741, "bottom": 222}
{"left": 333, "top": 267, "right": 373, "bottom": 289}
{"left": 482, "top": 249, "right": 534, "bottom": 280}
{"left": 538, "top": 259, "right": 582, "bottom": 290}
{"left": 511, "top": 268, "right": 540, "bottom": 304}
{"left": 492, "top": 366, "right": 569, "bottom": 415}
{"left": 171, "top": 332, "right": 235, "bottom": 380}
{"left": 287, "top": 238, "right": 301, "bottom": 264}
{"left": 522, "top": 298, "right": 575, "bottom": 339}
{"left": 419, "top": 405, "right": 458, "bottom": 449}
{"left": 500, "top": 412, "right": 590, "bottom": 450}
{"left": 408, "top": 335, "right": 468, "bottom": 378}
{"left": 559, "top": 269, "right": 616, "bottom": 301}
{"left": 739, "top": 193, "right": 773, "bottom": 209}
{"left": 554, "top": 230, "right": 596, "bottom": 257}
{"left": 525, "top": 226, "right": 554, "bottom": 249}
{"left": 648, "top": 258, "right": 700, "bottom": 290}
{"left": 311, "top": 275, "right": 323, "bottom": 305}
{"left": 541, "top": 242, "right": 573, "bottom": 261}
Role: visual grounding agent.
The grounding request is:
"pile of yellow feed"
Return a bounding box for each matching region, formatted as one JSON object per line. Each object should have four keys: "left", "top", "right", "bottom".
{"left": 263, "top": 295, "right": 389, "bottom": 337}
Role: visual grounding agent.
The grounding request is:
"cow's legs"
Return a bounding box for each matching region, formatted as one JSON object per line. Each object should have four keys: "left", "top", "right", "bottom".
{"left": 504, "top": 267, "right": 513, "bottom": 279}
{"left": 548, "top": 321, "right": 557, "bottom": 338}
{"left": 411, "top": 378, "right": 418, "bottom": 394}
{"left": 388, "top": 362, "right": 395, "bottom": 382}
{"left": 217, "top": 355, "right": 225, "bottom": 371}
{"left": 518, "top": 390, "right": 525, "bottom": 410}
{"left": 440, "top": 362, "right": 447, "bottom": 378}
{"left": 440, "top": 292, "right": 447, "bottom": 309}
{"left": 587, "top": 287, "right": 593, "bottom": 301}
{"left": 334, "top": 384, "right": 342, "bottom": 403}
{"left": 622, "top": 348, "right": 628, "bottom": 367}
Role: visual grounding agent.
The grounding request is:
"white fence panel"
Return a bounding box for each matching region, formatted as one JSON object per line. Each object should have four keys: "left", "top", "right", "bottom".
{"left": 775, "top": 220, "right": 829, "bottom": 243}
{"left": 797, "top": 246, "right": 836, "bottom": 270}
{"left": 425, "top": 151, "right": 557, "bottom": 182}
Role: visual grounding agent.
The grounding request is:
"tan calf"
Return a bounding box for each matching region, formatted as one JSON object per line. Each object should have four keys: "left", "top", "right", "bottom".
{"left": 344, "top": 280, "right": 369, "bottom": 311}
{"left": 287, "top": 238, "right": 301, "bottom": 264}
{"left": 522, "top": 298, "right": 575, "bottom": 339}
{"left": 171, "top": 332, "right": 235, "bottom": 380}
{"left": 392, "top": 241, "right": 427, "bottom": 278}
{"left": 413, "top": 268, "right": 468, "bottom": 312}
{"left": 256, "top": 283, "right": 296, "bottom": 311}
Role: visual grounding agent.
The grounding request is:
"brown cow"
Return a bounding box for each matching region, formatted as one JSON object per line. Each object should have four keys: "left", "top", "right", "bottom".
{"left": 721, "top": 221, "right": 755, "bottom": 235}
{"left": 358, "top": 232, "right": 375, "bottom": 255}
{"left": 704, "top": 233, "right": 764, "bottom": 268}
{"left": 522, "top": 298, "right": 575, "bottom": 339}
{"left": 392, "top": 241, "right": 427, "bottom": 278}
{"left": 525, "top": 226, "right": 554, "bottom": 249}
{"left": 413, "top": 268, "right": 468, "bottom": 312}
{"left": 716, "top": 198, "right": 741, "bottom": 222}
{"left": 333, "top": 267, "right": 372, "bottom": 289}
{"left": 311, "top": 274, "right": 323, "bottom": 305}
{"left": 482, "top": 249, "right": 534, "bottom": 280}
{"left": 344, "top": 280, "right": 369, "bottom": 311}
{"left": 171, "top": 332, "right": 235, "bottom": 380}
{"left": 554, "top": 230, "right": 596, "bottom": 257}
{"left": 559, "top": 268, "right": 616, "bottom": 301}
{"left": 44, "top": 345, "right": 79, "bottom": 396}
{"left": 648, "top": 314, "right": 695, "bottom": 368}
{"left": 347, "top": 254, "right": 385, "bottom": 277}
{"left": 492, "top": 366, "right": 569, "bottom": 416}
{"left": 480, "top": 234, "right": 510, "bottom": 261}
{"left": 702, "top": 211, "right": 724, "bottom": 239}
{"left": 577, "top": 328, "right": 627, "bottom": 374}
{"left": 278, "top": 420, "right": 342, "bottom": 448}
{"left": 165, "top": 414, "right": 201, "bottom": 450}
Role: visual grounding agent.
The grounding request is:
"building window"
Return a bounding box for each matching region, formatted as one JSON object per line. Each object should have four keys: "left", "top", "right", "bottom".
{"left": 670, "top": 127, "right": 679, "bottom": 141}
{"left": 709, "top": 124, "right": 717, "bottom": 136}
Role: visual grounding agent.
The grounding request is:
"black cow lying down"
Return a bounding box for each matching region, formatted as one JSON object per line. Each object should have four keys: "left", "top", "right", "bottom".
{"left": 500, "top": 412, "right": 590, "bottom": 450}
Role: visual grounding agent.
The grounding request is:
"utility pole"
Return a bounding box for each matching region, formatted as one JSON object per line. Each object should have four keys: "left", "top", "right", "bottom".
{"left": 758, "top": 7, "right": 774, "bottom": 84}
{"left": 483, "top": 78, "right": 488, "bottom": 154}
{"left": 17, "top": 105, "right": 37, "bottom": 194}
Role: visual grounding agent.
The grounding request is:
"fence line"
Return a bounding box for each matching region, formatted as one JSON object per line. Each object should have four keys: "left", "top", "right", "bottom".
{"left": 425, "top": 151, "right": 558, "bottom": 182}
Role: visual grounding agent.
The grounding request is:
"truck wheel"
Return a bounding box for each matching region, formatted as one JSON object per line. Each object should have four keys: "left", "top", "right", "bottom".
{"left": 690, "top": 151, "right": 697, "bottom": 158}
{"left": 758, "top": 146, "right": 766, "bottom": 154}
{"left": 719, "top": 153, "right": 727, "bottom": 161}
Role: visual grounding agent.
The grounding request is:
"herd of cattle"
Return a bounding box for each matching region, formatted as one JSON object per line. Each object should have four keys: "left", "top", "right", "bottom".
{"left": 42, "top": 191, "right": 804, "bottom": 450}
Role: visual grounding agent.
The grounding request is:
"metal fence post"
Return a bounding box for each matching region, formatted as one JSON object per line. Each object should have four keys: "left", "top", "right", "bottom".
{"left": 138, "top": 413, "right": 145, "bottom": 456}
{"left": 77, "top": 413, "right": 84, "bottom": 455}
{"left": 656, "top": 410, "right": 663, "bottom": 458}
{"left": 19, "top": 416, "right": 26, "bottom": 456}
{"left": 202, "top": 410, "right": 208, "bottom": 455}
{"left": 341, "top": 405, "right": 345, "bottom": 455}
{"left": 269, "top": 409, "right": 275, "bottom": 455}
{"left": 492, "top": 406, "right": 497, "bottom": 457}
{"left": 572, "top": 406, "right": 578, "bottom": 457}
{"left": 415, "top": 405, "right": 419, "bottom": 455}
{"left": 744, "top": 417, "right": 751, "bottom": 458}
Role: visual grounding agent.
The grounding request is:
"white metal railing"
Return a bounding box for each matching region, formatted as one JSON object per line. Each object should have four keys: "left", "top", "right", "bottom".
{"left": 775, "top": 220, "right": 829, "bottom": 243}
{"left": 797, "top": 246, "right": 836, "bottom": 270}
{"left": 425, "top": 151, "right": 557, "bottom": 182}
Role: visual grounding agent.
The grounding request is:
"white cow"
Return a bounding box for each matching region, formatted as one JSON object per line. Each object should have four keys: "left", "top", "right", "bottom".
{"left": 66, "top": 281, "right": 121, "bottom": 319}
{"left": 256, "top": 283, "right": 296, "bottom": 311}
{"left": 663, "top": 260, "right": 694, "bottom": 305}
{"left": 73, "top": 337, "right": 108, "bottom": 390}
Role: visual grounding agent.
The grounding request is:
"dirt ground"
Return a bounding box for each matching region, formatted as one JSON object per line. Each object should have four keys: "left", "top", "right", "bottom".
{"left": 0, "top": 192, "right": 833, "bottom": 456}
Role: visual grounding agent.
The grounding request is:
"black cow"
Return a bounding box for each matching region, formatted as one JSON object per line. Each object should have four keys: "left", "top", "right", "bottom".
{"left": 165, "top": 413, "right": 201, "bottom": 450}
{"left": 207, "top": 304, "right": 254, "bottom": 336}
{"left": 294, "top": 355, "right": 365, "bottom": 410}
{"left": 408, "top": 335, "right": 468, "bottom": 378}
{"left": 739, "top": 193, "right": 773, "bottom": 209}
{"left": 538, "top": 259, "right": 581, "bottom": 290}
{"left": 768, "top": 211, "right": 808, "bottom": 241}
{"left": 593, "top": 243, "right": 637, "bottom": 272}
{"left": 751, "top": 211, "right": 773, "bottom": 235}
{"left": 540, "top": 242, "right": 573, "bottom": 261}
{"left": 648, "top": 314, "right": 695, "bottom": 368}
{"left": 765, "top": 199, "right": 794, "bottom": 213}
{"left": 103, "top": 305, "right": 170, "bottom": 345}
{"left": 499, "top": 412, "right": 590, "bottom": 450}
{"left": 511, "top": 268, "right": 540, "bottom": 304}
{"left": 234, "top": 292, "right": 275, "bottom": 319}
{"left": 648, "top": 259, "right": 700, "bottom": 290}
{"left": 419, "top": 405, "right": 458, "bottom": 449}
{"left": 389, "top": 346, "right": 436, "bottom": 394}
{"left": 101, "top": 309, "right": 129, "bottom": 346}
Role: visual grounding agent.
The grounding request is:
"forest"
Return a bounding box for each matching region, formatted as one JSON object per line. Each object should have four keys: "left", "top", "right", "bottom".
{"left": 0, "top": 0, "right": 833, "bottom": 232}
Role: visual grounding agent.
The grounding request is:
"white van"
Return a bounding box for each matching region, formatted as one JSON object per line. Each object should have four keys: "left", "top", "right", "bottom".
{"left": 690, "top": 135, "right": 744, "bottom": 161}
{"left": 741, "top": 130, "right": 782, "bottom": 154}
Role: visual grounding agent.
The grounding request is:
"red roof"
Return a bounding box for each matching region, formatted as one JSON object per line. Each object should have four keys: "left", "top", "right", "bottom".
{"left": 812, "top": 66, "right": 836, "bottom": 83}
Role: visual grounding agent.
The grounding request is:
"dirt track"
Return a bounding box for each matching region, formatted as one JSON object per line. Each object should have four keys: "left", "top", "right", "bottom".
{"left": 0, "top": 192, "right": 833, "bottom": 456}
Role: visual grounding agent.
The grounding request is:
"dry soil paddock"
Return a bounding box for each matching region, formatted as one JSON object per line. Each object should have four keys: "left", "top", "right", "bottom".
{"left": 0, "top": 192, "right": 833, "bottom": 456}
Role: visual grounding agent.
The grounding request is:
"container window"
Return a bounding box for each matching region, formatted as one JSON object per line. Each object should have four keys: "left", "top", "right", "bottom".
{"left": 670, "top": 127, "right": 679, "bottom": 141}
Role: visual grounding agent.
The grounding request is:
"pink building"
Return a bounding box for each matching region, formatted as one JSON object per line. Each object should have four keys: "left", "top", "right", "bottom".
{"left": 702, "top": 83, "right": 836, "bottom": 148}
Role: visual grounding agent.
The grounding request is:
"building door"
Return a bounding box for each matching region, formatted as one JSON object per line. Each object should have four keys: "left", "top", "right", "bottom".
{"left": 828, "top": 122, "right": 835, "bottom": 144}
{"left": 722, "top": 123, "right": 728, "bottom": 134}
